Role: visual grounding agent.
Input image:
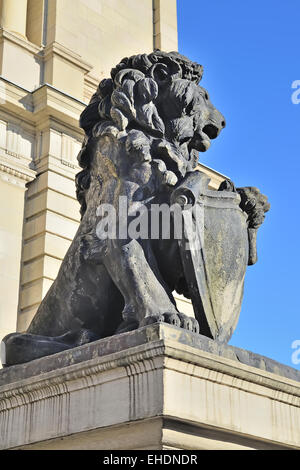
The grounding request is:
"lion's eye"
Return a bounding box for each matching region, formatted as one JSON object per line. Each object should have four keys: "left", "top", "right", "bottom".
{"left": 204, "top": 92, "right": 209, "bottom": 100}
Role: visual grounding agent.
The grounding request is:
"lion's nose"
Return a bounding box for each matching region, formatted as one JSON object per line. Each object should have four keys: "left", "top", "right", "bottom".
{"left": 203, "top": 111, "right": 226, "bottom": 139}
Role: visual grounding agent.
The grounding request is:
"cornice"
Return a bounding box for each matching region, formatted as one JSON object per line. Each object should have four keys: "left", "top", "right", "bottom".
{"left": 84, "top": 73, "right": 99, "bottom": 88}
{"left": 0, "top": 78, "right": 86, "bottom": 132}
{"left": 0, "top": 28, "right": 42, "bottom": 56}
{"left": 0, "top": 161, "right": 36, "bottom": 187}
{"left": 43, "top": 42, "right": 93, "bottom": 74}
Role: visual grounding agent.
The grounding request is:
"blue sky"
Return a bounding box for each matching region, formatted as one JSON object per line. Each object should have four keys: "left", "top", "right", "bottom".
{"left": 177, "top": 0, "right": 299, "bottom": 367}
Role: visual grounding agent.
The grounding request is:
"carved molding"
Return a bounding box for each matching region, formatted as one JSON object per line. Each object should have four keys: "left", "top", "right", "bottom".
{"left": 0, "top": 28, "right": 41, "bottom": 56}
{"left": 1, "top": 337, "right": 299, "bottom": 410}
{"left": 0, "top": 333, "right": 299, "bottom": 450}
{"left": 0, "top": 343, "right": 166, "bottom": 409}
{"left": 0, "top": 162, "right": 35, "bottom": 187}
{"left": 43, "top": 41, "right": 93, "bottom": 74}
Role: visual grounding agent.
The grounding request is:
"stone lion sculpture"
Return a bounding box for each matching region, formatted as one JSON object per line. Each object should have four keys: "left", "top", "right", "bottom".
{"left": 2, "top": 51, "right": 269, "bottom": 366}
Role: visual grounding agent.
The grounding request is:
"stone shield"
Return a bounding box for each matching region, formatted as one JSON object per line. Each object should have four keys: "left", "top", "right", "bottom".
{"left": 172, "top": 171, "right": 249, "bottom": 343}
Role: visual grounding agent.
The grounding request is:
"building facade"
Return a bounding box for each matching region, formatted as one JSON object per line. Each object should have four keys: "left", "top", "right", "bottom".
{"left": 0, "top": 0, "right": 224, "bottom": 365}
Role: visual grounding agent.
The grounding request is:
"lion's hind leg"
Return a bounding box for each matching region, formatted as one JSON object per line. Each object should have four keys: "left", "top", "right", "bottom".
{"left": 103, "top": 238, "right": 199, "bottom": 332}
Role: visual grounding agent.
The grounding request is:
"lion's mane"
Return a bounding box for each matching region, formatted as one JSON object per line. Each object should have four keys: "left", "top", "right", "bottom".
{"left": 75, "top": 51, "right": 208, "bottom": 216}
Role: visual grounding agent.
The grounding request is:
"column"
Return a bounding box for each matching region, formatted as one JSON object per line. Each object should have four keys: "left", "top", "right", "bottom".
{"left": 1, "top": 0, "right": 28, "bottom": 38}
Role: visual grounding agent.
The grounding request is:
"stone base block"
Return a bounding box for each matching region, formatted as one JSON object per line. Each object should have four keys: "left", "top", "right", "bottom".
{"left": 0, "top": 324, "right": 299, "bottom": 450}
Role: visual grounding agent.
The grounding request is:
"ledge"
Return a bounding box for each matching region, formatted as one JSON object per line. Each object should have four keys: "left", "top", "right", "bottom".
{"left": 0, "top": 78, "right": 86, "bottom": 130}
{"left": 0, "top": 324, "right": 299, "bottom": 450}
{"left": 0, "top": 29, "right": 42, "bottom": 56}
{"left": 1, "top": 323, "right": 299, "bottom": 387}
{"left": 43, "top": 42, "right": 93, "bottom": 74}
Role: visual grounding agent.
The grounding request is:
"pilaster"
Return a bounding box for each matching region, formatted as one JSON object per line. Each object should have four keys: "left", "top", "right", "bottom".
{"left": 43, "top": 41, "right": 93, "bottom": 102}
{"left": 0, "top": 0, "right": 28, "bottom": 38}
{"left": 153, "top": 0, "right": 178, "bottom": 51}
{"left": 17, "top": 88, "right": 84, "bottom": 332}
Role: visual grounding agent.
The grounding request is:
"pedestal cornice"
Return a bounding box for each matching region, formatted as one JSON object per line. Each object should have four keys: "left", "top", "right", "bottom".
{"left": 0, "top": 324, "right": 299, "bottom": 450}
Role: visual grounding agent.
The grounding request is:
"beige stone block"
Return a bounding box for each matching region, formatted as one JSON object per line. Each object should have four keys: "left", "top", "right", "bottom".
{"left": 44, "top": 53, "right": 86, "bottom": 101}
{"left": 23, "top": 213, "right": 46, "bottom": 240}
{"left": 163, "top": 355, "right": 300, "bottom": 445}
{"left": 153, "top": 0, "right": 160, "bottom": 23}
{"left": 0, "top": 230, "right": 25, "bottom": 281}
{"left": 0, "top": 0, "right": 28, "bottom": 38}
{"left": 45, "top": 210, "right": 79, "bottom": 239}
{"left": 154, "top": 0, "right": 178, "bottom": 51}
{"left": 27, "top": 171, "right": 77, "bottom": 200}
{"left": 44, "top": 232, "right": 72, "bottom": 259}
{"left": 22, "top": 232, "right": 71, "bottom": 262}
{"left": 21, "top": 419, "right": 164, "bottom": 450}
{"left": 0, "top": 206, "right": 24, "bottom": 247}
{"left": 24, "top": 210, "right": 78, "bottom": 242}
{"left": 174, "top": 294, "right": 194, "bottom": 317}
{"left": 26, "top": 0, "right": 44, "bottom": 46}
{"left": 24, "top": 191, "right": 47, "bottom": 219}
{"left": 155, "top": 21, "right": 178, "bottom": 42}
{"left": 45, "top": 0, "right": 57, "bottom": 45}
{"left": 51, "top": 0, "right": 154, "bottom": 81}
{"left": 0, "top": 276, "right": 20, "bottom": 329}
{"left": 22, "top": 235, "right": 45, "bottom": 263}
{"left": 21, "top": 257, "right": 44, "bottom": 284}
{"left": 25, "top": 189, "right": 80, "bottom": 221}
{"left": 32, "top": 85, "right": 85, "bottom": 133}
{"left": 0, "top": 178, "right": 25, "bottom": 354}
{"left": 17, "top": 306, "right": 38, "bottom": 332}
{"left": 197, "top": 163, "right": 226, "bottom": 190}
{"left": 26, "top": 172, "right": 48, "bottom": 198}
{"left": 47, "top": 191, "right": 80, "bottom": 221}
{"left": 20, "top": 277, "right": 53, "bottom": 310}
{"left": 157, "top": 0, "right": 177, "bottom": 26}
{"left": 155, "top": 32, "right": 178, "bottom": 53}
{"left": 21, "top": 255, "right": 61, "bottom": 285}
{"left": 0, "top": 32, "right": 41, "bottom": 90}
{"left": 43, "top": 255, "right": 62, "bottom": 280}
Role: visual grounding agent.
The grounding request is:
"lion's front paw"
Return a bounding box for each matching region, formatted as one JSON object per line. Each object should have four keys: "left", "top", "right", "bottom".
{"left": 140, "top": 313, "right": 176, "bottom": 327}
{"left": 140, "top": 312, "right": 199, "bottom": 333}
{"left": 177, "top": 313, "right": 199, "bottom": 333}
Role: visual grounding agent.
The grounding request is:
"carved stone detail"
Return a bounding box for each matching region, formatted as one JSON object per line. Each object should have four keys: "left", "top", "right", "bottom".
{"left": 2, "top": 51, "right": 270, "bottom": 366}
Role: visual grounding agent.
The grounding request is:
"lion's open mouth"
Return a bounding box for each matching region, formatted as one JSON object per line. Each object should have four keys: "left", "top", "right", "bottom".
{"left": 198, "top": 122, "right": 224, "bottom": 152}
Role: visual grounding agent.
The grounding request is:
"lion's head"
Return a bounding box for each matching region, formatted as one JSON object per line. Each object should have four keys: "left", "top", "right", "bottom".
{"left": 76, "top": 51, "right": 225, "bottom": 215}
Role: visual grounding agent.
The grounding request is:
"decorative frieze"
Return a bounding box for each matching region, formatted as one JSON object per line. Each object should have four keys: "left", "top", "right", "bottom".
{"left": 0, "top": 162, "right": 35, "bottom": 187}
{"left": 0, "top": 119, "right": 35, "bottom": 162}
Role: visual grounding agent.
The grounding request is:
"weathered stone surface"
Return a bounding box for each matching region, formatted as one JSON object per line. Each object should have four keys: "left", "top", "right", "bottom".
{"left": 1, "top": 323, "right": 299, "bottom": 386}
{"left": 0, "top": 324, "right": 299, "bottom": 450}
{"left": 2, "top": 51, "right": 270, "bottom": 365}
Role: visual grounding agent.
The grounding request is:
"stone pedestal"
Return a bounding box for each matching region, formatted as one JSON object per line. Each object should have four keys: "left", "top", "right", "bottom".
{"left": 0, "top": 324, "right": 299, "bottom": 450}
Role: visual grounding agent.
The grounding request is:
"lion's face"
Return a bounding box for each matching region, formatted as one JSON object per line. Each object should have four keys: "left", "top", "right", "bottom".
{"left": 160, "top": 79, "right": 225, "bottom": 153}
{"left": 77, "top": 52, "right": 226, "bottom": 213}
